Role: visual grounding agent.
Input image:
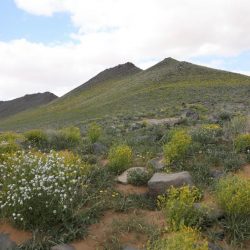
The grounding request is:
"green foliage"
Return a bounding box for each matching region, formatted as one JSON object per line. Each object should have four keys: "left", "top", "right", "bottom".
{"left": 234, "top": 133, "right": 250, "bottom": 153}
{"left": 104, "top": 216, "right": 160, "bottom": 250}
{"left": 127, "top": 168, "right": 152, "bottom": 186}
{"left": 87, "top": 122, "right": 102, "bottom": 143}
{"left": 108, "top": 145, "right": 132, "bottom": 174}
{"left": 49, "top": 126, "right": 81, "bottom": 150}
{"left": 224, "top": 115, "right": 247, "bottom": 138}
{"left": 0, "top": 142, "right": 20, "bottom": 162}
{"left": 163, "top": 129, "right": 192, "bottom": 165}
{"left": 147, "top": 226, "right": 208, "bottom": 250}
{"left": 158, "top": 186, "right": 206, "bottom": 231}
{"left": 0, "top": 131, "right": 23, "bottom": 143}
{"left": 24, "top": 129, "right": 48, "bottom": 149}
{"left": 191, "top": 124, "right": 222, "bottom": 145}
{"left": 215, "top": 176, "right": 250, "bottom": 242}
{"left": 222, "top": 152, "right": 244, "bottom": 172}
{"left": 0, "top": 150, "right": 89, "bottom": 230}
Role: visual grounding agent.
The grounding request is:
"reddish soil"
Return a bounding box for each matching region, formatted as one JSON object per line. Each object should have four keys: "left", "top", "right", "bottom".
{"left": 238, "top": 164, "right": 250, "bottom": 179}
{"left": 115, "top": 183, "right": 149, "bottom": 195}
{"left": 72, "top": 209, "right": 165, "bottom": 250}
{"left": 0, "top": 221, "right": 32, "bottom": 245}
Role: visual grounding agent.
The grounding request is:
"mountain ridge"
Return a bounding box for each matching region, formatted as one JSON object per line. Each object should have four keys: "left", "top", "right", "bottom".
{"left": 0, "top": 58, "right": 249, "bottom": 131}
{"left": 0, "top": 92, "right": 58, "bottom": 120}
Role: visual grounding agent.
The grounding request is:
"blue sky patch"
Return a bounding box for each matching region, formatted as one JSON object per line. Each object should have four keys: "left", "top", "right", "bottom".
{"left": 0, "top": 0, "right": 76, "bottom": 43}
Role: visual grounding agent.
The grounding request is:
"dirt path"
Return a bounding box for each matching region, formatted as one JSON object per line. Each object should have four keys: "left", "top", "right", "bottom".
{"left": 0, "top": 221, "right": 32, "bottom": 245}
{"left": 72, "top": 209, "right": 165, "bottom": 250}
{"left": 237, "top": 164, "right": 250, "bottom": 179}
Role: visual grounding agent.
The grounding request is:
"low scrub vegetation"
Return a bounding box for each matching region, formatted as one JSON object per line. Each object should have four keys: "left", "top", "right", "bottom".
{"left": 108, "top": 145, "right": 132, "bottom": 174}
{"left": 163, "top": 129, "right": 192, "bottom": 166}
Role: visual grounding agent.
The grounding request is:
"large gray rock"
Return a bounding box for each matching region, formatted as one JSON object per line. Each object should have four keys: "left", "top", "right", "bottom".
{"left": 148, "top": 157, "right": 165, "bottom": 171}
{"left": 117, "top": 167, "right": 148, "bottom": 184}
{"left": 51, "top": 244, "right": 75, "bottom": 250}
{"left": 0, "top": 234, "right": 17, "bottom": 250}
{"left": 148, "top": 171, "right": 193, "bottom": 196}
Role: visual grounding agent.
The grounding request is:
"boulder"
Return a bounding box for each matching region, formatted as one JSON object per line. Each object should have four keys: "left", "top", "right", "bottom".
{"left": 148, "top": 157, "right": 165, "bottom": 171}
{"left": 148, "top": 171, "right": 193, "bottom": 196}
{"left": 51, "top": 244, "right": 75, "bottom": 250}
{"left": 0, "top": 233, "right": 17, "bottom": 250}
{"left": 117, "top": 167, "right": 148, "bottom": 184}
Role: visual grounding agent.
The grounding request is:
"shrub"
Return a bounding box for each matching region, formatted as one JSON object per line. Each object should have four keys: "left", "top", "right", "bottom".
{"left": 87, "top": 123, "right": 102, "bottom": 143}
{"left": 108, "top": 145, "right": 132, "bottom": 174}
{"left": 191, "top": 124, "right": 222, "bottom": 145}
{"left": 163, "top": 129, "right": 192, "bottom": 166}
{"left": 222, "top": 152, "right": 244, "bottom": 172}
{"left": 234, "top": 133, "right": 250, "bottom": 153}
{"left": 127, "top": 168, "right": 151, "bottom": 186}
{"left": 24, "top": 129, "right": 48, "bottom": 149}
{"left": 147, "top": 226, "right": 208, "bottom": 250}
{"left": 158, "top": 186, "right": 206, "bottom": 231}
{"left": 215, "top": 176, "right": 250, "bottom": 242}
{"left": 0, "top": 142, "right": 20, "bottom": 162}
{"left": 224, "top": 115, "right": 247, "bottom": 138}
{"left": 49, "top": 126, "right": 81, "bottom": 150}
{"left": 218, "top": 111, "right": 232, "bottom": 121}
{"left": 0, "top": 150, "right": 89, "bottom": 230}
{"left": 0, "top": 131, "right": 23, "bottom": 143}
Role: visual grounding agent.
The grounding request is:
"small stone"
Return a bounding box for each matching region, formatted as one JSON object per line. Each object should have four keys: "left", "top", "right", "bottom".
{"left": 51, "top": 244, "right": 75, "bottom": 250}
{"left": 148, "top": 171, "right": 193, "bottom": 196}
{"left": 92, "top": 142, "right": 107, "bottom": 155}
{"left": 210, "top": 170, "right": 224, "bottom": 180}
{"left": 208, "top": 242, "right": 223, "bottom": 250}
{"left": 117, "top": 167, "right": 148, "bottom": 184}
{"left": 185, "top": 110, "right": 199, "bottom": 120}
{"left": 148, "top": 157, "right": 165, "bottom": 171}
{"left": 0, "top": 233, "right": 17, "bottom": 250}
{"left": 122, "top": 246, "right": 141, "bottom": 250}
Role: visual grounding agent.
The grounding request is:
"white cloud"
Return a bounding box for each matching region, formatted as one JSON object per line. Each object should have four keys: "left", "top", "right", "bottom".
{"left": 1, "top": 0, "right": 250, "bottom": 100}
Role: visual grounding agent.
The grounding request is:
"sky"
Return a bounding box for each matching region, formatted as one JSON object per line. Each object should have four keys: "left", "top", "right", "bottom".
{"left": 1, "top": 0, "right": 250, "bottom": 100}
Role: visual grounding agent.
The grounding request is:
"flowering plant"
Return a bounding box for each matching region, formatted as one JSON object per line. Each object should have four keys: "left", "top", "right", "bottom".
{"left": 0, "top": 150, "right": 89, "bottom": 230}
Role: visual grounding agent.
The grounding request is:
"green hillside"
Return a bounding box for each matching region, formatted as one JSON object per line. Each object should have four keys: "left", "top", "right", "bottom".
{"left": 0, "top": 58, "right": 250, "bottom": 131}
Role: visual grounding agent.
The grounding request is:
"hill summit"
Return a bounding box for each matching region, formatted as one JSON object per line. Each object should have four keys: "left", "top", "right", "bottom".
{"left": 0, "top": 92, "right": 57, "bottom": 119}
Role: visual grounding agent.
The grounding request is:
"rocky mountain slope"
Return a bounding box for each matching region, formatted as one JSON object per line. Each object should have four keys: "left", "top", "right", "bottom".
{"left": 0, "top": 58, "right": 249, "bottom": 130}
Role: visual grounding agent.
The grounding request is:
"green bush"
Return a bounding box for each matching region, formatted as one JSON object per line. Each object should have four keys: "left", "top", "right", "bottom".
{"left": 222, "top": 152, "right": 244, "bottom": 172}
{"left": 191, "top": 124, "right": 222, "bottom": 145}
{"left": 0, "top": 150, "right": 89, "bottom": 230}
{"left": 158, "top": 186, "right": 206, "bottom": 231}
{"left": 224, "top": 115, "right": 247, "bottom": 138}
{"left": 127, "top": 168, "right": 151, "bottom": 186}
{"left": 234, "top": 133, "right": 250, "bottom": 153}
{"left": 163, "top": 129, "right": 192, "bottom": 166}
{"left": 24, "top": 129, "right": 48, "bottom": 149}
{"left": 0, "top": 142, "right": 20, "bottom": 162}
{"left": 147, "top": 226, "right": 208, "bottom": 250}
{"left": 0, "top": 131, "right": 23, "bottom": 143}
{"left": 108, "top": 145, "right": 132, "bottom": 174}
{"left": 49, "top": 126, "right": 81, "bottom": 150}
{"left": 216, "top": 176, "right": 250, "bottom": 242}
{"left": 87, "top": 123, "right": 102, "bottom": 143}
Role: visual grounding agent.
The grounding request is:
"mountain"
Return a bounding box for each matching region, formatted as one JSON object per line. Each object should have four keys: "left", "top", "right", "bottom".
{"left": 0, "top": 92, "right": 58, "bottom": 120}
{"left": 0, "top": 58, "right": 249, "bottom": 131}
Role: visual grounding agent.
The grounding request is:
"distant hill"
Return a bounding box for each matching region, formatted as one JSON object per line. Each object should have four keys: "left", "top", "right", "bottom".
{"left": 0, "top": 58, "right": 249, "bottom": 131}
{"left": 0, "top": 92, "right": 57, "bottom": 119}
